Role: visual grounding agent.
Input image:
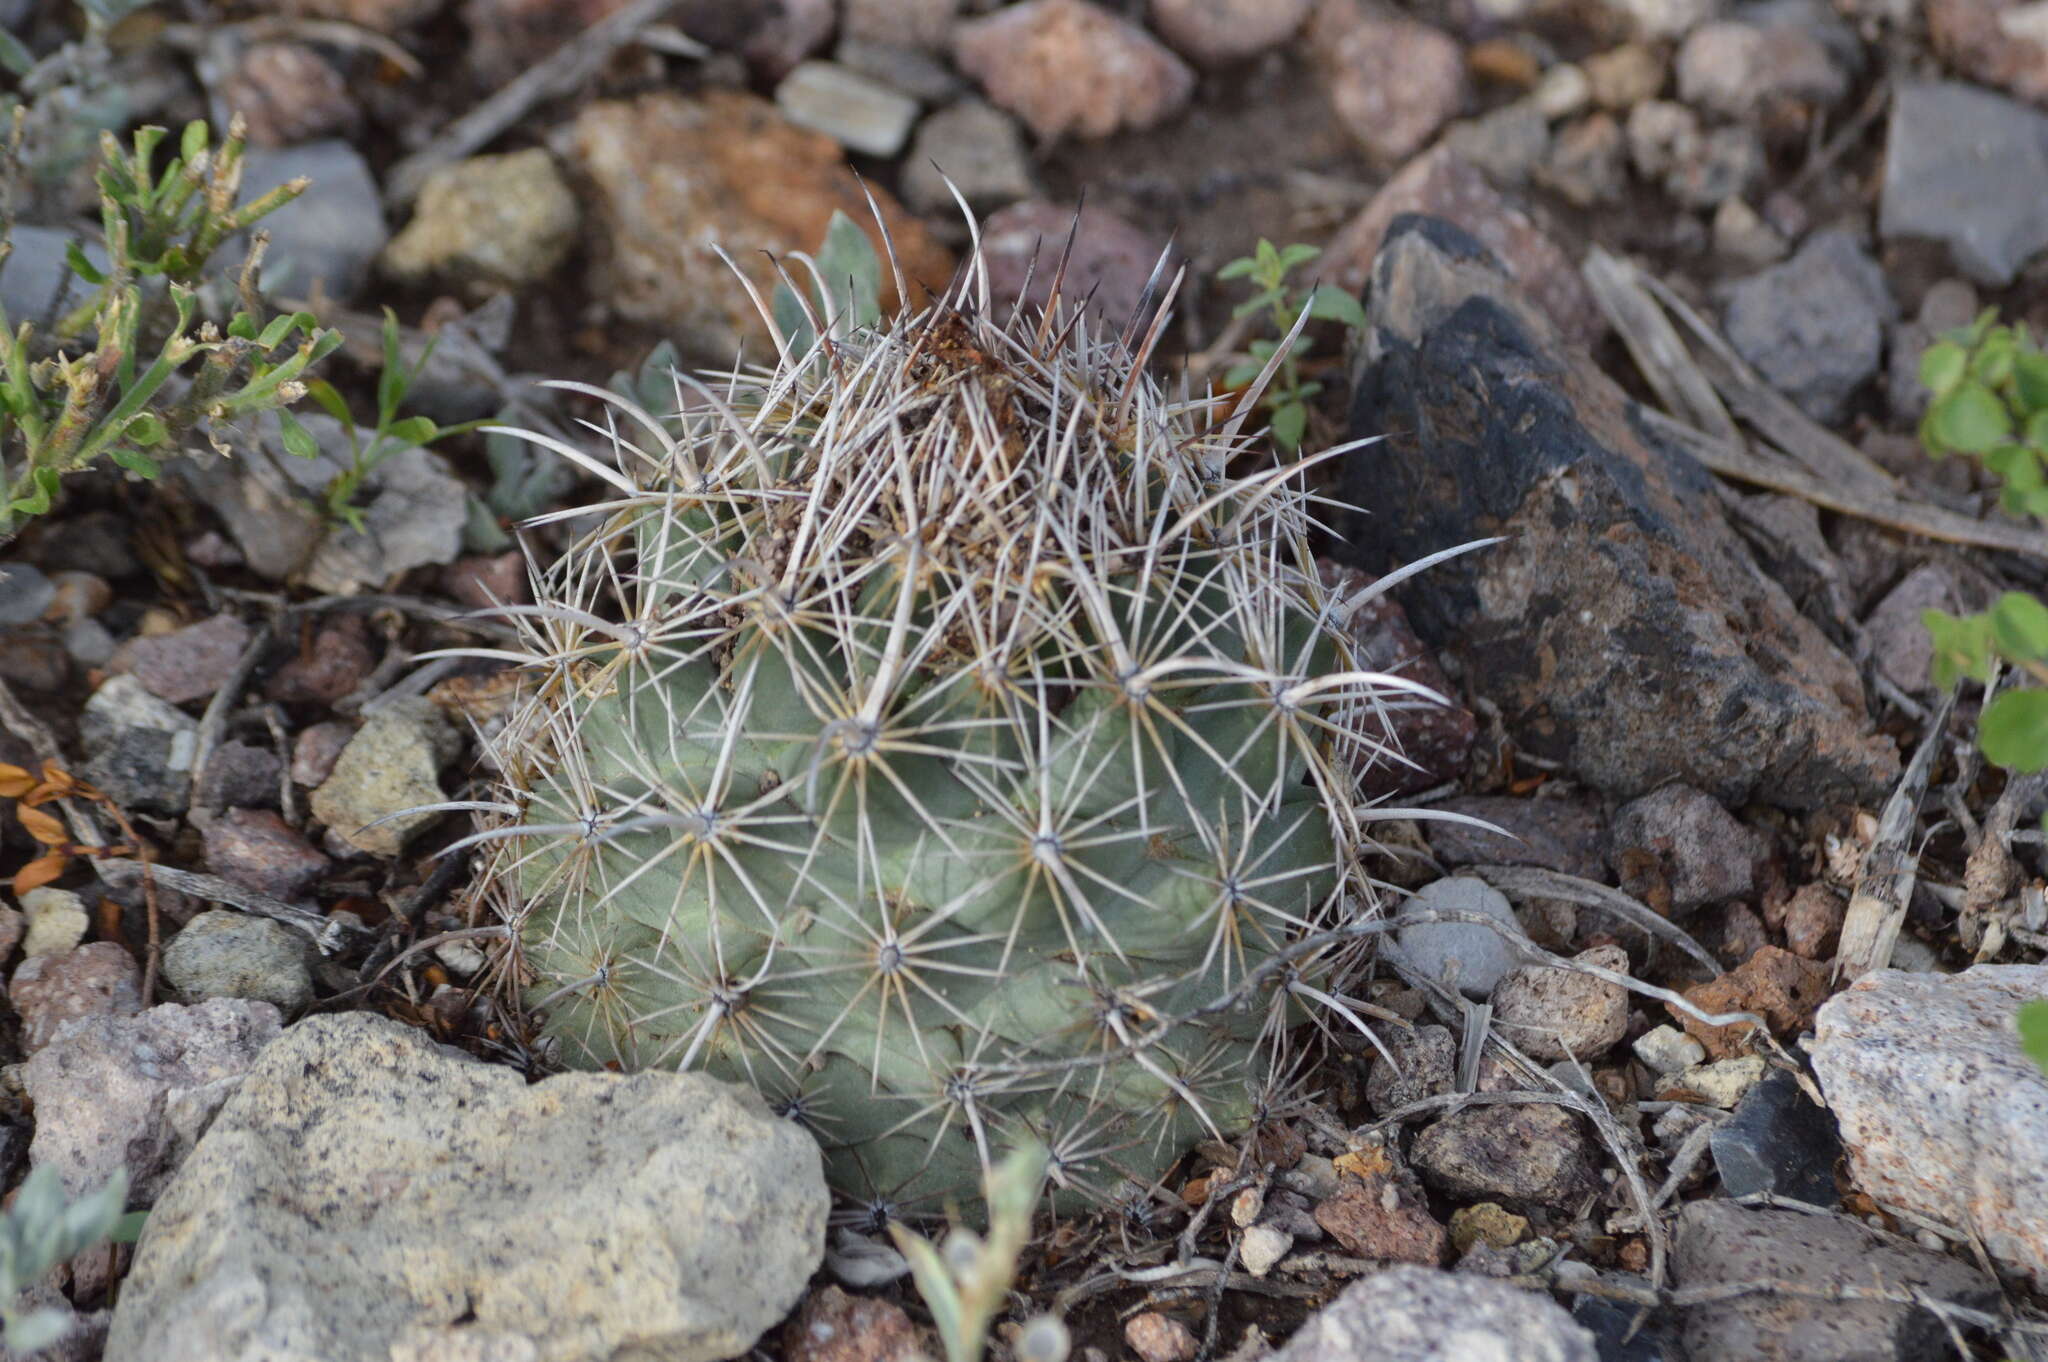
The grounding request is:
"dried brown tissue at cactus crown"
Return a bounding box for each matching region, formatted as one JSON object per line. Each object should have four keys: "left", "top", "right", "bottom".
{"left": 416, "top": 208, "right": 1474, "bottom": 1211}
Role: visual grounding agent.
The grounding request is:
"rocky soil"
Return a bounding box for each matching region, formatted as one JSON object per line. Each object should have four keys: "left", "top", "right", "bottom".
{"left": 0, "top": 0, "right": 2046, "bottom": 1360}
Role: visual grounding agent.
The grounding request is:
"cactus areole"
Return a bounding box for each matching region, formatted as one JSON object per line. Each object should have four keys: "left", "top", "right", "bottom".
{"left": 462, "top": 227, "right": 1435, "bottom": 1212}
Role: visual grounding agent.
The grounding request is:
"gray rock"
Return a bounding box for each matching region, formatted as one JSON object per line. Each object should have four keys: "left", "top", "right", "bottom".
{"left": 776, "top": 60, "right": 921, "bottom": 157}
{"left": 1811, "top": 964, "right": 2048, "bottom": 1289}
{"left": 194, "top": 742, "right": 284, "bottom": 811}
{"left": 0, "top": 563, "right": 53, "bottom": 627}
{"left": 902, "top": 99, "right": 1038, "bottom": 215}
{"left": 0, "top": 227, "right": 106, "bottom": 327}
{"left": 1673, "top": 1201, "right": 1997, "bottom": 1362}
{"left": 1423, "top": 795, "right": 1609, "bottom": 880}
{"left": 201, "top": 808, "right": 328, "bottom": 900}
{"left": 1148, "top": 0, "right": 1311, "bottom": 66}
{"left": 1675, "top": 19, "right": 1846, "bottom": 118}
{"left": 1881, "top": 81, "right": 2048, "bottom": 285}
{"left": 1395, "top": 876, "right": 1526, "bottom": 1000}
{"left": 1863, "top": 562, "right": 1968, "bottom": 697}
{"left": 22, "top": 1000, "right": 281, "bottom": 1203}
{"left": 310, "top": 697, "right": 458, "bottom": 856}
{"left": 1442, "top": 102, "right": 1552, "bottom": 186}
{"left": 112, "top": 612, "right": 251, "bottom": 705}
{"left": 302, "top": 437, "right": 469, "bottom": 596}
{"left": 1722, "top": 228, "right": 1896, "bottom": 422}
{"left": 1269, "top": 1265, "right": 1597, "bottom": 1362}
{"left": 105, "top": 1013, "right": 828, "bottom": 1362}
{"left": 1411, "top": 1103, "right": 1599, "bottom": 1205}
{"left": 834, "top": 37, "right": 966, "bottom": 103}
{"left": 1338, "top": 216, "right": 1896, "bottom": 809}
{"left": 1667, "top": 123, "right": 1765, "bottom": 209}
{"left": 236, "top": 141, "right": 387, "bottom": 302}
{"left": 80, "top": 725, "right": 194, "bottom": 818}
{"left": 1711, "top": 1066, "right": 1841, "bottom": 1206}
{"left": 1490, "top": 944, "right": 1630, "bottom": 1061}
{"left": 1569, "top": 1290, "right": 1685, "bottom": 1361}
{"left": 1366, "top": 1024, "right": 1457, "bottom": 1116}
{"left": 82, "top": 672, "right": 198, "bottom": 749}
{"left": 1712, "top": 197, "right": 1787, "bottom": 266}
{"left": 1610, "top": 783, "right": 1766, "bottom": 914}
{"left": 1538, "top": 113, "right": 1628, "bottom": 207}
{"left": 162, "top": 910, "right": 314, "bottom": 1014}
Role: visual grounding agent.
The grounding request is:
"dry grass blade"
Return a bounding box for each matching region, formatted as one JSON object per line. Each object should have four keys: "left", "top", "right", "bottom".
{"left": 1836, "top": 685, "right": 1958, "bottom": 981}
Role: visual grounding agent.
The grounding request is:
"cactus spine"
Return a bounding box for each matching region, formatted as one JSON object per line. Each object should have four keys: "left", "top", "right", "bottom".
{"left": 462, "top": 221, "right": 1433, "bottom": 1211}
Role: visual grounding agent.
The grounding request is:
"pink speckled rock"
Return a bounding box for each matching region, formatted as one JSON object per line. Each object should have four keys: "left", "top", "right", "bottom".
{"left": 1811, "top": 965, "right": 2048, "bottom": 1290}
{"left": 953, "top": 0, "right": 1194, "bottom": 141}
{"left": 10, "top": 942, "right": 143, "bottom": 1054}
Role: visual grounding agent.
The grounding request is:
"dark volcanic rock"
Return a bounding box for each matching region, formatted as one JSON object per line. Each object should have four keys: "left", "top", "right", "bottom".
{"left": 1335, "top": 216, "right": 1897, "bottom": 810}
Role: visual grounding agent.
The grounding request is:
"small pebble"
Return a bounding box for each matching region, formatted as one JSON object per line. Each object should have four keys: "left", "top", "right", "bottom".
{"left": 1124, "top": 1311, "right": 1198, "bottom": 1362}
{"left": 19, "top": 887, "right": 89, "bottom": 959}
{"left": 1661, "top": 1055, "right": 1767, "bottom": 1108}
{"left": 1239, "top": 1223, "right": 1293, "bottom": 1277}
{"left": 1532, "top": 63, "right": 1592, "bottom": 118}
{"left": 1632, "top": 1024, "right": 1708, "bottom": 1075}
{"left": 776, "top": 61, "right": 921, "bottom": 158}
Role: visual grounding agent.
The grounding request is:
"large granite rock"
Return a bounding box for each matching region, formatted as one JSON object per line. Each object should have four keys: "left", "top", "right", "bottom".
{"left": 105, "top": 1013, "right": 829, "bottom": 1362}
{"left": 1811, "top": 964, "right": 2048, "bottom": 1290}
{"left": 1335, "top": 216, "right": 1897, "bottom": 809}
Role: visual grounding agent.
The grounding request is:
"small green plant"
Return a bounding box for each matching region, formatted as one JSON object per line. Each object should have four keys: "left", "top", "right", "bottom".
{"left": 0, "top": 1167, "right": 128, "bottom": 1353}
{"left": 771, "top": 209, "right": 883, "bottom": 357}
{"left": 2021, "top": 999, "right": 2048, "bottom": 1078}
{"left": 284, "top": 309, "right": 485, "bottom": 533}
{"left": 1919, "top": 312, "right": 2048, "bottom": 781}
{"left": 1218, "top": 239, "right": 1367, "bottom": 451}
{"left": 891, "top": 1145, "right": 1067, "bottom": 1362}
{"left": 0, "top": 117, "right": 341, "bottom": 544}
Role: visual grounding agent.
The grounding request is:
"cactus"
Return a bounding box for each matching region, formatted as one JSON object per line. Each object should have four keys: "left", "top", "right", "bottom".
{"left": 456, "top": 220, "right": 1439, "bottom": 1212}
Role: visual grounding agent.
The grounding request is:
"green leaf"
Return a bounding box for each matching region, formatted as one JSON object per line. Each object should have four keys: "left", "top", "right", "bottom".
{"left": 1222, "top": 360, "right": 1263, "bottom": 388}
{"left": 1993, "top": 592, "right": 2048, "bottom": 661}
{"left": 1918, "top": 340, "right": 1968, "bottom": 396}
{"left": 6, "top": 466, "right": 59, "bottom": 516}
{"left": 375, "top": 308, "right": 407, "bottom": 422}
{"left": 3, "top": 1308, "right": 71, "bottom": 1354}
{"left": 0, "top": 29, "right": 32, "bottom": 78}
{"left": 278, "top": 409, "right": 320, "bottom": 460}
{"left": 110, "top": 1210, "right": 147, "bottom": 1245}
{"left": 772, "top": 280, "right": 816, "bottom": 358}
{"left": 63, "top": 242, "right": 106, "bottom": 286}
{"left": 1271, "top": 400, "right": 1308, "bottom": 450}
{"left": 124, "top": 412, "right": 168, "bottom": 446}
{"left": 2027, "top": 408, "right": 2048, "bottom": 452}
{"left": 1974, "top": 332, "right": 2017, "bottom": 388}
{"left": 1980, "top": 689, "right": 2048, "bottom": 771}
{"left": 305, "top": 378, "right": 353, "bottom": 428}
{"left": 2014, "top": 351, "right": 2048, "bottom": 411}
{"left": 1304, "top": 284, "right": 1367, "bottom": 331}
{"left": 2020, "top": 999, "right": 2048, "bottom": 1078}
{"left": 1930, "top": 381, "right": 2014, "bottom": 454}
{"left": 255, "top": 311, "right": 312, "bottom": 350}
{"left": 384, "top": 415, "right": 439, "bottom": 446}
{"left": 1277, "top": 243, "right": 1321, "bottom": 272}
{"left": 814, "top": 209, "right": 882, "bottom": 332}
{"left": 1924, "top": 608, "right": 1997, "bottom": 688}
{"left": 106, "top": 446, "right": 159, "bottom": 478}
{"left": 1216, "top": 257, "right": 1258, "bottom": 281}
{"left": 180, "top": 119, "right": 208, "bottom": 164}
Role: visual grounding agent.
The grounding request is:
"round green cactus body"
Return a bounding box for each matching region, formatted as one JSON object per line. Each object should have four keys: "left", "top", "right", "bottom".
{"left": 473, "top": 255, "right": 1420, "bottom": 1212}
